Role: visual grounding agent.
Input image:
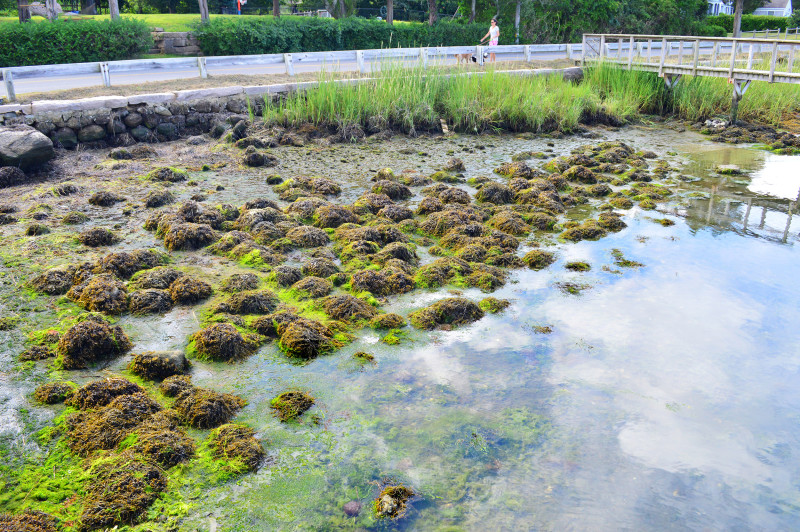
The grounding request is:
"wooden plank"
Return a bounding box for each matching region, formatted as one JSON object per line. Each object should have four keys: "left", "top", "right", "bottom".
{"left": 769, "top": 41, "right": 778, "bottom": 82}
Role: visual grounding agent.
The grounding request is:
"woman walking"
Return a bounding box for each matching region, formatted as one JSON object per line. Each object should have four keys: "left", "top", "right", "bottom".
{"left": 481, "top": 19, "right": 500, "bottom": 63}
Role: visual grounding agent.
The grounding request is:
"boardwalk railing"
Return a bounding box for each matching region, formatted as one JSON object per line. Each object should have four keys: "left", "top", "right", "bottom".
{"left": 582, "top": 33, "right": 800, "bottom": 121}
{"left": 0, "top": 43, "right": 581, "bottom": 102}
{"left": 747, "top": 27, "right": 800, "bottom": 39}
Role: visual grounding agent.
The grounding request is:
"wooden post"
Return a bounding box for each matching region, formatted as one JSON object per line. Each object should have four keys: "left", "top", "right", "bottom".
{"left": 197, "top": 57, "right": 207, "bottom": 78}
{"left": 677, "top": 39, "right": 684, "bottom": 65}
{"left": 284, "top": 53, "right": 295, "bottom": 76}
{"left": 692, "top": 39, "right": 700, "bottom": 76}
{"left": 728, "top": 39, "right": 737, "bottom": 78}
{"left": 599, "top": 35, "right": 606, "bottom": 60}
{"left": 712, "top": 41, "right": 719, "bottom": 67}
{"left": 2, "top": 69, "right": 15, "bottom": 102}
{"left": 580, "top": 35, "right": 585, "bottom": 65}
{"left": 659, "top": 38, "right": 667, "bottom": 76}
{"left": 747, "top": 42, "right": 755, "bottom": 69}
{"left": 788, "top": 44, "right": 795, "bottom": 72}
{"left": 769, "top": 41, "right": 778, "bottom": 82}
{"left": 617, "top": 37, "right": 623, "bottom": 59}
{"left": 647, "top": 39, "right": 652, "bottom": 63}
{"left": 627, "top": 36, "right": 634, "bottom": 70}
{"left": 356, "top": 51, "right": 365, "bottom": 73}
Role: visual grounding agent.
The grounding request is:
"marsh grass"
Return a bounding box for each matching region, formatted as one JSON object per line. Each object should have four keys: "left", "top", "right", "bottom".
{"left": 262, "top": 60, "right": 800, "bottom": 133}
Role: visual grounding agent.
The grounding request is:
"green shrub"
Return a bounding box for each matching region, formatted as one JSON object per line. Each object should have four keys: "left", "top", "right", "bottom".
{"left": 706, "top": 14, "right": 793, "bottom": 32}
{"left": 193, "top": 18, "right": 500, "bottom": 57}
{"left": 695, "top": 24, "right": 727, "bottom": 37}
{"left": 0, "top": 19, "right": 153, "bottom": 68}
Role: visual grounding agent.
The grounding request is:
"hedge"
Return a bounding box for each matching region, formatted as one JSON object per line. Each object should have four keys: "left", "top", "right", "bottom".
{"left": 193, "top": 18, "right": 513, "bottom": 57}
{"left": 706, "top": 15, "right": 795, "bottom": 32}
{"left": 695, "top": 24, "right": 727, "bottom": 37}
{"left": 0, "top": 19, "right": 153, "bottom": 68}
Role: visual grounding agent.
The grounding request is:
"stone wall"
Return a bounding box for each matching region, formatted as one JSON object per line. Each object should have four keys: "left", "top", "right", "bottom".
{"left": 148, "top": 31, "right": 202, "bottom": 56}
{"left": 0, "top": 86, "right": 282, "bottom": 150}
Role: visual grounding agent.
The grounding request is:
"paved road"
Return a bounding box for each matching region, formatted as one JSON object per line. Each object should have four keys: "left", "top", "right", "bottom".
{"left": 3, "top": 51, "right": 540, "bottom": 99}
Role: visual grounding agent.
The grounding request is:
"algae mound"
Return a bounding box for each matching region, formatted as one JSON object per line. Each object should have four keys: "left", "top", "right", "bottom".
{"left": 57, "top": 318, "right": 132, "bottom": 369}
{"left": 33, "top": 381, "right": 75, "bottom": 404}
{"left": 271, "top": 390, "right": 315, "bottom": 422}
{"left": 374, "top": 485, "right": 415, "bottom": 519}
{"left": 208, "top": 423, "right": 265, "bottom": 472}
{"left": 173, "top": 387, "right": 245, "bottom": 429}
{"left": 409, "top": 297, "right": 484, "bottom": 330}
{"left": 191, "top": 323, "right": 260, "bottom": 362}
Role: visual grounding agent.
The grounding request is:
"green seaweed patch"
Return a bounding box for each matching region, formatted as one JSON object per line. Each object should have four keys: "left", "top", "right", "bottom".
{"left": 374, "top": 484, "right": 415, "bottom": 519}
{"left": 554, "top": 281, "right": 592, "bottom": 295}
{"left": 479, "top": 297, "right": 510, "bottom": 313}
{"left": 611, "top": 249, "right": 644, "bottom": 268}
{"left": 353, "top": 351, "right": 376, "bottom": 364}
{"left": 564, "top": 261, "right": 591, "bottom": 271}
{"left": 381, "top": 328, "right": 408, "bottom": 345}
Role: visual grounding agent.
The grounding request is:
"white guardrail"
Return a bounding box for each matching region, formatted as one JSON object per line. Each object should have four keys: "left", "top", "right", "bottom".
{"left": 0, "top": 43, "right": 582, "bottom": 101}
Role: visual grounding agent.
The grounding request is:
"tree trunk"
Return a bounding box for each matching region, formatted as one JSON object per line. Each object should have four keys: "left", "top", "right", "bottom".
{"left": 45, "top": 0, "right": 56, "bottom": 21}
{"left": 427, "top": 0, "right": 437, "bottom": 25}
{"left": 339, "top": 0, "right": 346, "bottom": 18}
{"left": 17, "top": 0, "right": 30, "bottom": 22}
{"left": 109, "top": 0, "right": 119, "bottom": 19}
{"left": 733, "top": 0, "right": 744, "bottom": 37}
{"left": 198, "top": 0, "right": 209, "bottom": 22}
{"left": 514, "top": 0, "right": 520, "bottom": 44}
{"left": 387, "top": 0, "right": 393, "bottom": 24}
{"left": 273, "top": 0, "right": 280, "bottom": 17}
{"left": 469, "top": 0, "right": 475, "bottom": 23}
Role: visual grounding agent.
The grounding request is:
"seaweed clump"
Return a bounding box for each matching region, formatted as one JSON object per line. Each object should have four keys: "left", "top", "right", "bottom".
{"left": 369, "top": 313, "right": 406, "bottom": 329}
{"left": 173, "top": 387, "right": 245, "bottom": 429}
{"left": 479, "top": 297, "right": 510, "bottom": 313}
{"left": 170, "top": 275, "right": 213, "bottom": 304}
{"left": 322, "top": 294, "right": 378, "bottom": 321}
{"left": 79, "top": 452, "right": 167, "bottom": 530}
{"left": 89, "top": 191, "right": 125, "bottom": 206}
{"left": 409, "top": 297, "right": 484, "bottom": 330}
{"left": 270, "top": 391, "right": 315, "bottom": 422}
{"left": 208, "top": 423, "right": 265, "bottom": 472}
{"left": 163, "top": 222, "right": 218, "bottom": 251}
{"left": 57, "top": 318, "right": 132, "bottom": 369}
{"left": 129, "top": 289, "right": 173, "bottom": 315}
{"left": 215, "top": 290, "right": 278, "bottom": 315}
{"left": 276, "top": 318, "right": 336, "bottom": 359}
{"left": 191, "top": 323, "right": 260, "bottom": 362}
{"left": 78, "top": 227, "right": 120, "bottom": 247}
{"left": 33, "top": 381, "right": 75, "bottom": 404}
{"left": 221, "top": 273, "right": 260, "bottom": 292}
{"left": 128, "top": 351, "right": 187, "bottom": 381}
{"left": 292, "top": 276, "right": 333, "bottom": 298}
{"left": 522, "top": 249, "right": 556, "bottom": 270}
{"left": 67, "top": 274, "right": 129, "bottom": 314}
{"left": 0, "top": 510, "right": 60, "bottom": 532}
{"left": 30, "top": 266, "right": 75, "bottom": 295}
{"left": 374, "top": 485, "right": 415, "bottom": 519}
{"left": 159, "top": 374, "right": 193, "bottom": 397}
{"left": 66, "top": 377, "right": 143, "bottom": 409}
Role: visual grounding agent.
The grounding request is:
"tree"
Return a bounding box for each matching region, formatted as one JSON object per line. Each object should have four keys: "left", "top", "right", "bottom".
{"left": 17, "top": 0, "right": 30, "bottom": 22}
{"left": 469, "top": 0, "right": 475, "bottom": 22}
{"left": 514, "top": 0, "right": 520, "bottom": 43}
{"left": 427, "top": 0, "right": 437, "bottom": 24}
{"left": 109, "top": 0, "right": 120, "bottom": 19}
{"left": 733, "top": 0, "right": 743, "bottom": 37}
{"left": 198, "top": 0, "right": 209, "bottom": 22}
{"left": 387, "top": 0, "right": 393, "bottom": 24}
{"left": 274, "top": 0, "right": 280, "bottom": 15}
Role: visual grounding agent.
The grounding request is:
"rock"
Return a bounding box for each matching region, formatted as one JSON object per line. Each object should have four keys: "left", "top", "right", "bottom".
{"left": 123, "top": 112, "right": 143, "bottom": 128}
{"left": 0, "top": 125, "right": 55, "bottom": 169}
{"left": 156, "top": 123, "right": 178, "bottom": 139}
{"left": 52, "top": 127, "right": 78, "bottom": 149}
{"left": 77, "top": 124, "right": 106, "bottom": 143}
{"left": 343, "top": 501, "right": 362, "bottom": 517}
{"left": 0, "top": 166, "right": 28, "bottom": 188}
{"left": 129, "top": 125, "right": 151, "bottom": 141}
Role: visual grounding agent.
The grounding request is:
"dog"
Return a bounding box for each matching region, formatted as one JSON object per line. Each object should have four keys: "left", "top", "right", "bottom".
{"left": 455, "top": 52, "right": 473, "bottom": 65}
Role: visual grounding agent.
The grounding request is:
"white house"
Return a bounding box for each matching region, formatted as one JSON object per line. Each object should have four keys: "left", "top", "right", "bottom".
{"left": 752, "top": 0, "right": 793, "bottom": 16}
{"left": 707, "top": 0, "right": 734, "bottom": 15}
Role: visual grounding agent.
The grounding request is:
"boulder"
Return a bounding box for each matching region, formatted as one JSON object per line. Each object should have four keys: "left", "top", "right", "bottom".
{"left": 0, "top": 125, "right": 55, "bottom": 170}
{"left": 52, "top": 127, "right": 78, "bottom": 149}
{"left": 78, "top": 124, "right": 106, "bottom": 143}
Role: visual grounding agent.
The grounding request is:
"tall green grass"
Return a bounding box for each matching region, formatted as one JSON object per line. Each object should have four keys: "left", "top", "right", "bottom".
{"left": 262, "top": 61, "right": 800, "bottom": 134}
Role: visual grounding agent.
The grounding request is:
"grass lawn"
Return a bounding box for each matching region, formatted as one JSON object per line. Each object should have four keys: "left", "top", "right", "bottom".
{"left": 0, "top": 13, "right": 274, "bottom": 31}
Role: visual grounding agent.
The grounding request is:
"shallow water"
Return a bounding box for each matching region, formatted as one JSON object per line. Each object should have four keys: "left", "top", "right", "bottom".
{"left": 3, "top": 125, "right": 800, "bottom": 531}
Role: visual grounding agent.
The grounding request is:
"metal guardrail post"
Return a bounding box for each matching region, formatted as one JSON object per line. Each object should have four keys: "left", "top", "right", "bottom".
{"left": 2, "top": 69, "right": 15, "bottom": 102}
{"left": 197, "top": 57, "right": 208, "bottom": 78}
{"left": 420, "top": 47, "right": 428, "bottom": 68}
{"left": 476, "top": 45, "right": 484, "bottom": 66}
{"left": 99, "top": 62, "right": 111, "bottom": 87}
{"left": 356, "top": 50, "right": 365, "bottom": 73}
{"left": 284, "top": 53, "right": 295, "bottom": 76}
{"left": 526, "top": 44, "right": 532, "bottom": 63}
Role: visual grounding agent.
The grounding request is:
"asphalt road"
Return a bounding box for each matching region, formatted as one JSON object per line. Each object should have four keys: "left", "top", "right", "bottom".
{"left": 3, "top": 51, "right": 542, "bottom": 99}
